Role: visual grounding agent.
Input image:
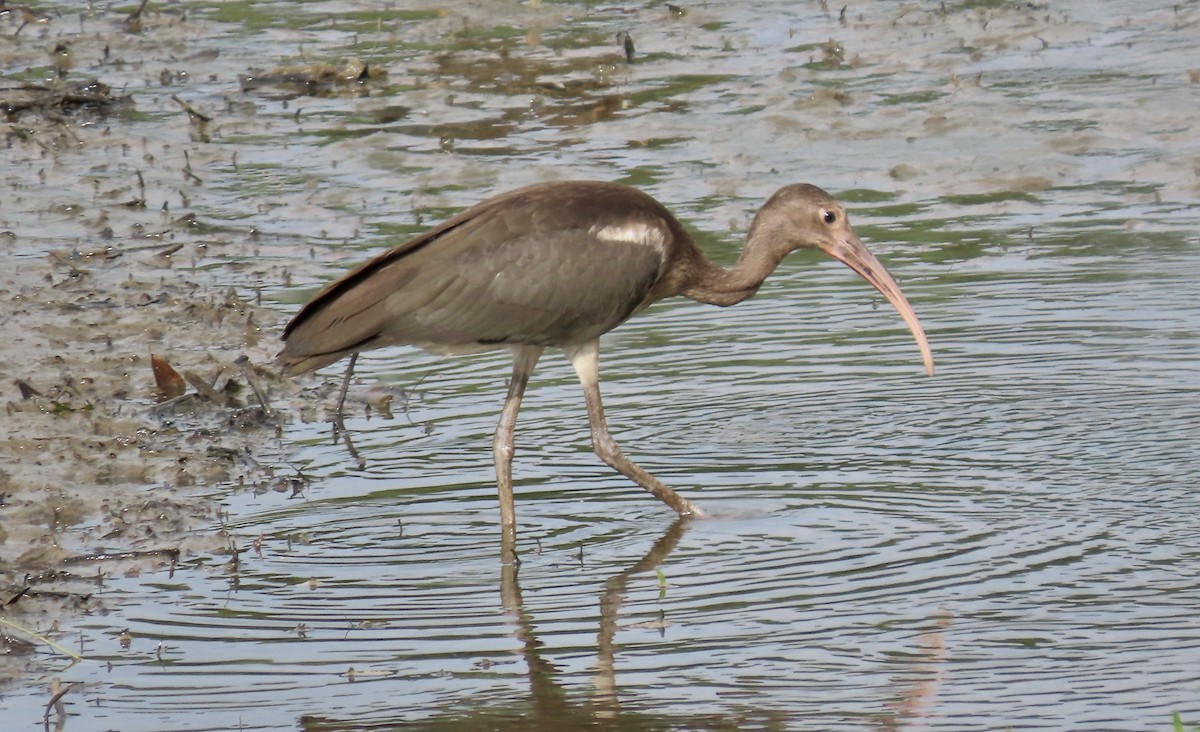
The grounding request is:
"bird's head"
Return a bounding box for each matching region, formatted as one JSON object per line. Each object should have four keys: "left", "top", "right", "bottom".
{"left": 753, "top": 183, "right": 935, "bottom": 376}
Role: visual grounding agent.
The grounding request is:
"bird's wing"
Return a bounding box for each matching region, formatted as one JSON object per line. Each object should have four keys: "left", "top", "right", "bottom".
{"left": 278, "top": 183, "right": 674, "bottom": 374}
{"left": 436, "top": 218, "right": 668, "bottom": 344}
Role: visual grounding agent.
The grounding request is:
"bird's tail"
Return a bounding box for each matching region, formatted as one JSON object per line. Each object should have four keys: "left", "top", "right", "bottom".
{"left": 275, "top": 346, "right": 352, "bottom": 377}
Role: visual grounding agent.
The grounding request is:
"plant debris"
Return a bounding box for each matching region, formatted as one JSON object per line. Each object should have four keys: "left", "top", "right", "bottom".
{"left": 0, "top": 79, "right": 133, "bottom": 122}
{"left": 240, "top": 58, "right": 388, "bottom": 99}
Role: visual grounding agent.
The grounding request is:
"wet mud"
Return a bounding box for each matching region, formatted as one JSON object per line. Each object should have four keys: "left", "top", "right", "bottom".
{"left": 0, "top": 1, "right": 337, "bottom": 677}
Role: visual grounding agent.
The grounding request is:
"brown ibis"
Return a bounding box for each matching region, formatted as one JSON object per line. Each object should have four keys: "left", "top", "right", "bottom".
{"left": 278, "top": 180, "right": 934, "bottom": 526}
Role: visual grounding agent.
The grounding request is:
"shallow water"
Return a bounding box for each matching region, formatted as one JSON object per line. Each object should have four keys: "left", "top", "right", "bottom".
{"left": 3, "top": 1, "right": 1200, "bottom": 730}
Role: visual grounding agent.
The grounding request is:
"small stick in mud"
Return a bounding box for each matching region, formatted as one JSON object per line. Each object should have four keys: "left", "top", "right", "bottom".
{"left": 182, "top": 150, "right": 202, "bottom": 185}
{"left": 170, "top": 94, "right": 212, "bottom": 122}
{"left": 616, "top": 31, "right": 635, "bottom": 62}
{"left": 235, "top": 355, "right": 271, "bottom": 411}
{"left": 124, "top": 0, "right": 150, "bottom": 32}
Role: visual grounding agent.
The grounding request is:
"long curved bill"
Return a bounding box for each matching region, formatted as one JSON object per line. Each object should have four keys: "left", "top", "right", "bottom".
{"left": 821, "top": 233, "right": 935, "bottom": 376}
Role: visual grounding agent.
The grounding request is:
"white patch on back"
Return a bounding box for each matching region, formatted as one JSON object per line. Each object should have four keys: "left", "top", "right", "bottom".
{"left": 588, "top": 221, "right": 666, "bottom": 254}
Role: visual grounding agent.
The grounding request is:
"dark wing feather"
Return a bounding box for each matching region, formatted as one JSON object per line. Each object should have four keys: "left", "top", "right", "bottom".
{"left": 277, "top": 181, "right": 676, "bottom": 375}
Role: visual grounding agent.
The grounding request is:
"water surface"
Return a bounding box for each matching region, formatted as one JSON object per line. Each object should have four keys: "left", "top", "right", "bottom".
{"left": 3, "top": 1, "right": 1198, "bottom": 730}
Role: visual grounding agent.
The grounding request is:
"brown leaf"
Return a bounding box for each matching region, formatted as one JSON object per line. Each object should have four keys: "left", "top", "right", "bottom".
{"left": 150, "top": 354, "right": 186, "bottom": 399}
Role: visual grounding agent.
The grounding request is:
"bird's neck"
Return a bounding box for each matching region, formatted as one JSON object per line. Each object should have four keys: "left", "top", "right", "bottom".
{"left": 681, "top": 231, "right": 786, "bottom": 307}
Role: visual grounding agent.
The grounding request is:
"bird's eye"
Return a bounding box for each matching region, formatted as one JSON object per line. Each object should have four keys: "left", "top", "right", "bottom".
{"left": 822, "top": 209, "right": 837, "bottom": 224}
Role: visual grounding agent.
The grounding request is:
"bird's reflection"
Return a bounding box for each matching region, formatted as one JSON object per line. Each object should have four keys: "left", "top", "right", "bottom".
{"left": 299, "top": 519, "right": 947, "bottom": 731}
{"left": 499, "top": 519, "right": 690, "bottom": 725}
{"left": 300, "top": 519, "right": 753, "bottom": 731}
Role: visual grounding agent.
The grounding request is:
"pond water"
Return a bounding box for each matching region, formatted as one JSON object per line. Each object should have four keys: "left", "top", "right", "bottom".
{"left": 3, "top": 1, "right": 1199, "bottom": 730}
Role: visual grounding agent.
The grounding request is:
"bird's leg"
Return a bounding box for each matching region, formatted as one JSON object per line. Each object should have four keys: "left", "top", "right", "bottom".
{"left": 494, "top": 346, "right": 544, "bottom": 528}
{"left": 565, "top": 340, "right": 703, "bottom": 518}
{"left": 331, "top": 352, "right": 358, "bottom": 436}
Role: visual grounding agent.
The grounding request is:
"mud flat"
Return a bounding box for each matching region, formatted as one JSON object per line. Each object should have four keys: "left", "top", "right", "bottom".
{"left": 0, "top": 3, "right": 346, "bottom": 676}
{"left": 0, "top": 206, "right": 329, "bottom": 673}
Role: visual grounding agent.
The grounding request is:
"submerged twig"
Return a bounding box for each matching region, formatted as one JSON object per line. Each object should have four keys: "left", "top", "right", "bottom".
{"left": 44, "top": 680, "right": 78, "bottom": 729}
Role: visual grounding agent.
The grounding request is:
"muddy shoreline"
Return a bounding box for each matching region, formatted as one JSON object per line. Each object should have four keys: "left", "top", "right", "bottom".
{"left": 0, "top": 217, "right": 325, "bottom": 675}
{"left": 0, "top": 3, "right": 345, "bottom": 676}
